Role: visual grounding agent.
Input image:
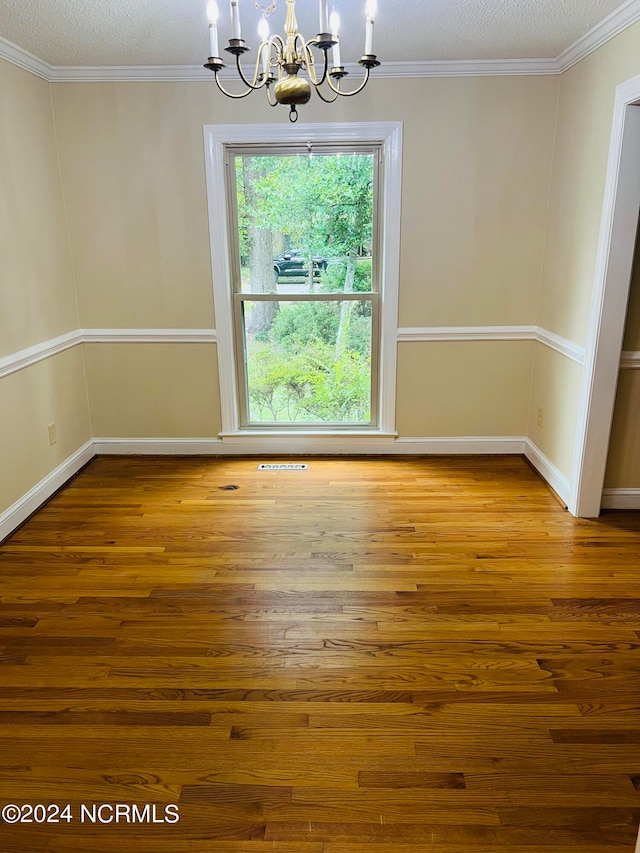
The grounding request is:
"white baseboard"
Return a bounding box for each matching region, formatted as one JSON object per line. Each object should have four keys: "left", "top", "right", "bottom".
{"left": 93, "top": 438, "right": 226, "bottom": 455}
{"left": 601, "top": 488, "right": 640, "bottom": 509}
{"left": 394, "top": 436, "right": 527, "bottom": 454}
{"left": 94, "top": 435, "right": 528, "bottom": 456}
{"left": 0, "top": 435, "right": 577, "bottom": 543}
{"left": 524, "top": 439, "right": 571, "bottom": 506}
{"left": 0, "top": 441, "right": 95, "bottom": 543}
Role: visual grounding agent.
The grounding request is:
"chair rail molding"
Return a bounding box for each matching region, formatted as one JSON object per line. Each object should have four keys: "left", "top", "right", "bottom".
{"left": 0, "top": 329, "right": 217, "bottom": 379}
{"left": 1, "top": 325, "right": 586, "bottom": 382}
{"left": 0, "top": 331, "right": 82, "bottom": 380}
{"left": 396, "top": 325, "right": 585, "bottom": 365}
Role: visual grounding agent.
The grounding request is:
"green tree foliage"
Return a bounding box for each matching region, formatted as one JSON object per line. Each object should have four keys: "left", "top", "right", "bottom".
{"left": 247, "top": 341, "right": 371, "bottom": 424}
{"left": 235, "top": 152, "right": 375, "bottom": 424}
{"left": 321, "top": 258, "right": 373, "bottom": 293}
{"left": 236, "top": 153, "right": 374, "bottom": 268}
{"left": 246, "top": 301, "right": 372, "bottom": 424}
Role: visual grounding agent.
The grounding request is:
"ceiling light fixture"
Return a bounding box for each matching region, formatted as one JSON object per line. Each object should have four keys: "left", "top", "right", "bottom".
{"left": 204, "top": 0, "right": 381, "bottom": 122}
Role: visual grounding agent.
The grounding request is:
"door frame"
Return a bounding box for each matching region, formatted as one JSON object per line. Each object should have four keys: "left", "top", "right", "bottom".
{"left": 570, "top": 75, "right": 640, "bottom": 516}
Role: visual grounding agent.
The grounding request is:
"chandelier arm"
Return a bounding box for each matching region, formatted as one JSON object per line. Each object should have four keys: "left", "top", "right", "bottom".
{"left": 313, "top": 84, "right": 340, "bottom": 105}
{"left": 302, "top": 40, "right": 328, "bottom": 87}
{"left": 213, "top": 72, "right": 255, "bottom": 99}
{"left": 326, "top": 66, "right": 372, "bottom": 98}
{"left": 265, "top": 83, "right": 279, "bottom": 107}
{"left": 234, "top": 51, "right": 267, "bottom": 90}
{"left": 293, "top": 32, "right": 306, "bottom": 58}
{"left": 270, "top": 33, "right": 286, "bottom": 79}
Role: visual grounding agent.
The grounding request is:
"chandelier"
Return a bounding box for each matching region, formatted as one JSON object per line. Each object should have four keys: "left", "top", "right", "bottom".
{"left": 204, "top": 0, "right": 380, "bottom": 122}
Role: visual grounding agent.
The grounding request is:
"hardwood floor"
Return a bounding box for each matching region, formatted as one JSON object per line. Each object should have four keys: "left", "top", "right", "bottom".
{"left": 0, "top": 455, "right": 639, "bottom": 852}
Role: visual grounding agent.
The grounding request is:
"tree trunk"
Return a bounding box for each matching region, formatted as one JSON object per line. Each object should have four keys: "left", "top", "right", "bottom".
{"left": 247, "top": 225, "right": 277, "bottom": 335}
{"left": 334, "top": 249, "right": 357, "bottom": 361}
{"left": 242, "top": 158, "right": 278, "bottom": 336}
{"left": 307, "top": 249, "right": 316, "bottom": 293}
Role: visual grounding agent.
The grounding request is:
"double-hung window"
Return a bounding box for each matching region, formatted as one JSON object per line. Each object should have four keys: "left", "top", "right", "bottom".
{"left": 204, "top": 123, "right": 402, "bottom": 438}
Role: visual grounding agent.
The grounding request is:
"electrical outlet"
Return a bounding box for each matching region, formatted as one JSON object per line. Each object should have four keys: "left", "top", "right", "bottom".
{"left": 48, "top": 422, "right": 57, "bottom": 446}
{"left": 537, "top": 407, "right": 543, "bottom": 428}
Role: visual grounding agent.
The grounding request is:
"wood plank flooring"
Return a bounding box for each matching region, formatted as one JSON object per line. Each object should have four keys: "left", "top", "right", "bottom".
{"left": 0, "top": 455, "right": 639, "bottom": 852}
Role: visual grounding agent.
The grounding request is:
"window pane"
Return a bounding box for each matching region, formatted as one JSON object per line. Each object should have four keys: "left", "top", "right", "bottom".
{"left": 242, "top": 300, "right": 373, "bottom": 425}
{"left": 235, "top": 153, "right": 374, "bottom": 296}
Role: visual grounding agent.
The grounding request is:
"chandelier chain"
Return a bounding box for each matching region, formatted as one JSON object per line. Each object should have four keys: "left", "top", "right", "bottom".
{"left": 254, "top": 0, "right": 277, "bottom": 16}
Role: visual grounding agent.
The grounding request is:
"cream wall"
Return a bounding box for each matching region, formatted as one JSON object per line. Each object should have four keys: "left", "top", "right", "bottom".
{"left": 0, "top": 60, "right": 78, "bottom": 357}
{"left": 622, "top": 233, "right": 640, "bottom": 353}
{"left": 0, "top": 58, "right": 91, "bottom": 522}
{"left": 51, "top": 77, "right": 558, "bottom": 332}
{"left": 51, "top": 83, "right": 216, "bottom": 330}
{"left": 539, "top": 20, "right": 640, "bottom": 345}
{"left": 5, "top": 25, "right": 640, "bottom": 521}
{"left": 527, "top": 343, "right": 583, "bottom": 481}
{"left": 397, "top": 77, "right": 557, "bottom": 328}
{"left": 532, "top": 21, "right": 640, "bottom": 488}
{"left": 397, "top": 341, "right": 535, "bottom": 437}
{"left": 83, "top": 343, "right": 221, "bottom": 437}
{"left": 604, "top": 225, "right": 640, "bottom": 488}
{"left": 50, "top": 75, "right": 558, "bottom": 441}
{"left": 0, "top": 349, "right": 92, "bottom": 511}
{"left": 605, "top": 371, "right": 640, "bottom": 488}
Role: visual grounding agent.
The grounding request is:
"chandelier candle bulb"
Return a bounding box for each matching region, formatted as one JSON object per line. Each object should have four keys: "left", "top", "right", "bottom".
{"left": 319, "top": 0, "right": 328, "bottom": 33}
{"left": 258, "top": 17, "right": 269, "bottom": 73}
{"left": 330, "top": 9, "right": 341, "bottom": 66}
{"left": 365, "top": 0, "right": 376, "bottom": 55}
{"left": 207, "top": 1, "right": 220, "bottom": 56}
{"left": 230, "top": 0, "right": 241, "bottom": 40}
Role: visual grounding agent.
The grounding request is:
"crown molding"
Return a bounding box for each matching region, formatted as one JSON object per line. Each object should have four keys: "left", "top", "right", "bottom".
{"left": 4, "top": 0, "right": 640, "bottom": 86}
{"left": 45, "top": 58, "right": 561, "bottom": 83}
{"left": 0, "top": 35, "right": 53, "bottom": 80}
{"left": 48, "top": 64, "right": 213, "bottom": 83}
{"left": 556, "top": 0, "right": 640, "bottom": 73}
{"left": 373, "top": 59, "right": 560, "bottom": 78}
{"left": 5, "top": 0, "right": 640, "bottom": 85}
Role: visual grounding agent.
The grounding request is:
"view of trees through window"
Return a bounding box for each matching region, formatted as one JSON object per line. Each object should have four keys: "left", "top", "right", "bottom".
{"left": 232, "top": 150, "right": 377, "bottom": 425}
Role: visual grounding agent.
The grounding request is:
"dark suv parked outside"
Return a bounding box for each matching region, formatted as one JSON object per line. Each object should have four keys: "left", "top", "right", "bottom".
{"left": 273, "top": 250, "right": 328, "bottom": 280}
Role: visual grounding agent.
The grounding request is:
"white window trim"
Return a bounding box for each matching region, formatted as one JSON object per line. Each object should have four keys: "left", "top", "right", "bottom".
{"left": 203, "top": 121, "right": 403, "bottom": 437}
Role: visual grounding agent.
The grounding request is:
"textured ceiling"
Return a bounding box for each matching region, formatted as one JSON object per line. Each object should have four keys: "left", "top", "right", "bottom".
{"left": 0, "top": 0, "right": 629, "bottom": 67}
